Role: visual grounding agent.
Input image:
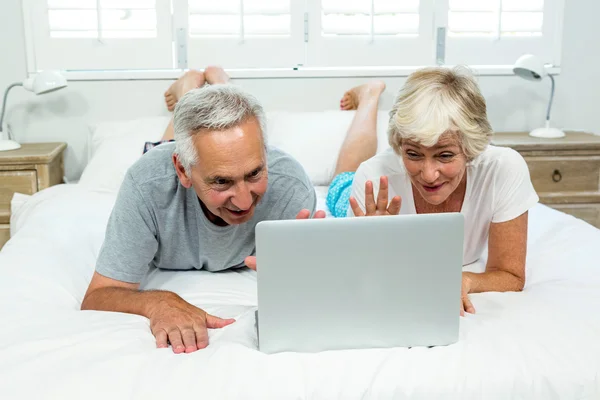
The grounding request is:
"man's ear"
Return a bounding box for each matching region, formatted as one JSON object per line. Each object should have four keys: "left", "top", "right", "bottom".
{"left": 172, "top": 154, "right": 193, "bottom": 189}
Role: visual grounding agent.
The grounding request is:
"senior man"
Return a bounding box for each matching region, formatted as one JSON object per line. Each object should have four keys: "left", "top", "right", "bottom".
{"left": 81, "top": 84, "right": 323, "bottom": 354}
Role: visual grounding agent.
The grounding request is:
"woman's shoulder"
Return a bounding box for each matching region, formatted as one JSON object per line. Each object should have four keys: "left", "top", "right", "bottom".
{"left": 469, "top": 145, "right": 535, "bottom": 205}
{"left": 470, "top": 145, "right": 528, "bottom": 175}
{"left": 356, "top": 148, "right": 404, "bottom": 177}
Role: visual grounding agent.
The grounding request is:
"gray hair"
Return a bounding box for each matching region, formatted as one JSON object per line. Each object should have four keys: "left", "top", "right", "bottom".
{"left": 173, "top": 84, "right": 267, "bottom": 172}
{"left": 388, "top": 66, "right": 493, "bottom": 161}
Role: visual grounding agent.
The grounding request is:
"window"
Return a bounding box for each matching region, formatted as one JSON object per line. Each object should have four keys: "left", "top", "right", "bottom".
{"left": 442, "top": 0, "right": 561, "bottom": 65}
{"left": 184, "top": 0, "right": 304, "bottom": 68}
{"left": 26, "top": 0, "right": 173, "bottom": 70}
{"left": 47, "top": 0, "right": 158, "bottom": 39}
{"left": 22, "top": 0, "right": 565, "bottom": 75}
{"left": 306, "top": 0, "right": 434, "bottom": 67}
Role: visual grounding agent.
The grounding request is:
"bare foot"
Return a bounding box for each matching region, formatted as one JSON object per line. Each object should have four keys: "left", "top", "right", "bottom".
{"left": 340, "top": 81, "right": 386, "bottom": 110}
{"left": 164, "top": 70, "right": 205, "bottom": 112}
{"left": 204, "top": 65, "right": 230, "bottom": 85}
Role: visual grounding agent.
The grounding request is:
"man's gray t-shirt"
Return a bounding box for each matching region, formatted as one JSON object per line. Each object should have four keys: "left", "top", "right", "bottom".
{"left": 95, "top": 143, "right": 316, "bottom": 283}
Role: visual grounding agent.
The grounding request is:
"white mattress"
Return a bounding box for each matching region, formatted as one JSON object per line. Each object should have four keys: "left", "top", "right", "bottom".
{"left": 1, "top": 184, "right": 600, "bottom": 399}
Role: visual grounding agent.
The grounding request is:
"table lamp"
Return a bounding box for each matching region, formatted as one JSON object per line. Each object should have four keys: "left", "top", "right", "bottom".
{"left": 513, "top": 54, "right": 565, "bottom": 139}
{"left": 0, "top": 71, "right": 68, "bottom": 151}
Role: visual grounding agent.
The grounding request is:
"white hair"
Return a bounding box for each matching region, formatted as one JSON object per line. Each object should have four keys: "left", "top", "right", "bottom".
{"left": 388, "top": 66, "right": 493, "bottom": 160}
{"left": 173, "top": 84, "right": 267, "bottom": 172}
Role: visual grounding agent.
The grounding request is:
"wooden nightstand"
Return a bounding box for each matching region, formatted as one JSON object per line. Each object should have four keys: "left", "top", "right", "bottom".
{"left": 0, "top": 142, "right": 67, "bottom": 249}
{"left": 492, "top": 132, "right": 600, "bottom": 228}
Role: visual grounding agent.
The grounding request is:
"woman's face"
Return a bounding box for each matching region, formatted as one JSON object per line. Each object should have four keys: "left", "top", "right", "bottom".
{"left": 400, "top": 132, "right": 467, "bottom": 206}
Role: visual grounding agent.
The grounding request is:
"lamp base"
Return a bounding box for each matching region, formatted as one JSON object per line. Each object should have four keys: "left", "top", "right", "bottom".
{"left": 529, "top": 127, "right": 566, "bottom": 139}
{"left": 0, "top": 139, "right": 22, "bottom": 151}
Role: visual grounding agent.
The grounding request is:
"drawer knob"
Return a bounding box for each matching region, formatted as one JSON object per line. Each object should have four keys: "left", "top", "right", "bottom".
{"left": 552, "top": 169, "right": 562, "bottom": 183}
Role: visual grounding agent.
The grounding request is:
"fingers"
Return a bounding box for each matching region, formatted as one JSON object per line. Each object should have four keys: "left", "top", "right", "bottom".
{"left": 161, "top": 316, "right": 235, "bottom": 353}
{"left": 181, "top": 328, "right": 198, "bottom": 353}
{"left": 387, "top": 196, "right": 402, "bottom": 215}
{"left": 195, "top": 325, "right": 209, "bottom": 350}
{"left": 296, "top": 209, "right": 327, "bottom": 219}
{"left": 462, "top": 293, "right": 476, "bottom": 314}
{"left": 194, "top": 314, "right": 235, "bottom": 349}
{"left": 364, "top": 180, "right": 376, "bottom": 215}
{"left": 314, "top": 210, "right": 326, "bottom": 219}
{"left": 206, "top": 314, "right": 236, "bottom": 329}
{"left": 461, "top": 287, "right": 475, "bottom": 316}
{"left": 295, "top": 209, "right": 310, "bottom": 219}
{"left": 376, "top": 176, "right": 389, "bottom": 213}
{"left": 154, "top": 329, "right": 168, "bottom": 349}
{"left": 349, "top": 197, "right": 365, "bottom": 217}
{"left": 167, "top": 329, "right": 185, "bottom": 354}
{"left": 244, "top": 256, "right": 257, "bottom": 271}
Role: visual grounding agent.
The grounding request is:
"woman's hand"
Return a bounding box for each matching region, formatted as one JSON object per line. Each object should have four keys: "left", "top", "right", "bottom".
{"left": 461, "top": 273, "right": 476, "bottom": 316}
{"left": 349, "top": 176, "right": 402, "bottom": 217}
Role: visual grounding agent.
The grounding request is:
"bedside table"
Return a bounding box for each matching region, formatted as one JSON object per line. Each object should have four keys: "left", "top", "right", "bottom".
{"left": 492, "top": 132, "right": 600, "bottom": 228}
{"left": 0, "top": 142, "right": 67, "bottom": 249}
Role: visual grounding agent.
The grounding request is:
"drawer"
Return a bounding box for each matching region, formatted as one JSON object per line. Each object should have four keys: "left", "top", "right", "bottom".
{"left": 550, "top": 204, "right": 600, "bottom": 228}
{"left": 524, "top": 156, "right": 600, "bottom": 194}
{"left": 0, "top": 224, "right": 9, "bottom": 250}
{"left": 0, "top": 170, "right": 37, "bottom": 218}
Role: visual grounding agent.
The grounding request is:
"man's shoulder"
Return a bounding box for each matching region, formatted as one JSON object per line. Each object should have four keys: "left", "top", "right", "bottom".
{"left": 127, "top": 142, "right": 178, "bottom": 188}
{"left": 266, "top": 146, "right": 312, "bottom": 190}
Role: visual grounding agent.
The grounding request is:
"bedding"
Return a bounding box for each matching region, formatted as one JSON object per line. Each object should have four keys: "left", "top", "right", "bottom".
{"left": 1, "top": 183, "right": 600, "bottom": 399}
{"left": 78, "top": 111, "right": 391, "bottom": 192}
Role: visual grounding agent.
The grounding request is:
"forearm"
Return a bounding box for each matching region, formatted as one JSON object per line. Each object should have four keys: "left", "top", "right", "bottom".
{"left": 81, "top": 287, "right": 176, "bottom": 318}
{"left": 464, "top": 270, "right": 525, "bottom": 294}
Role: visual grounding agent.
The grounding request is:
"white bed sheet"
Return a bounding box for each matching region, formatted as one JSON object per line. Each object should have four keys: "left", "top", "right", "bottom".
{"left": 1, "top": 184, "right": 600, "bottom": 400}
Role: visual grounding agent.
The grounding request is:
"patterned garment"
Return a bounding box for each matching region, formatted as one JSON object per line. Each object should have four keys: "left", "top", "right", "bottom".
{"left": 326, "top": 171, "right": 355, "bottom": 218}
{"left": 143, "top": 139, "right": 175, "bottom": 154}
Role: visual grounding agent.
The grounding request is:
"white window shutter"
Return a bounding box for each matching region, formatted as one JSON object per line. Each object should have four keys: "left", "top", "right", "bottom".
{"left": 305, "top": 0, "right": 435, "bottom": 67}
{"left": 183, "top": 0, "right": 305, "bottom": 69}
{"left": 442, "top": 0, "right": 563, "bottom": 66}
{"left": 24, "top": 0, "right": 173, "bottom": 71}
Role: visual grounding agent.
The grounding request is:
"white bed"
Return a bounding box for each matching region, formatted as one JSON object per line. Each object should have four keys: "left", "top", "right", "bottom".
{"left": 1, "top": 113, "right": 599, "bottom": 399}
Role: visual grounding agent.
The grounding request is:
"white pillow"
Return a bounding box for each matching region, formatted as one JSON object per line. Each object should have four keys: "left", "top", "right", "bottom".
{"left": 266, "top": 110, "right": 391, "bottom": 185}
{"left": 78, "top": 111, "right": 391, "bottom": 192}
{"left": 78, "top": 116, "right": 171, "bottom": 192}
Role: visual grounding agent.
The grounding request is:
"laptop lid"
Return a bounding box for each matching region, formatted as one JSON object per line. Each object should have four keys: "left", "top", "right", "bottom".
{"left": 256, "top": 213, "right": 464, "bottom": 354}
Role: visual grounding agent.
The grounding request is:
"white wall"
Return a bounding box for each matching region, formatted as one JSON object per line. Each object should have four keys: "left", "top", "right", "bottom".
{"left": 1, "top": 0, "right": 599, "bottom": 181}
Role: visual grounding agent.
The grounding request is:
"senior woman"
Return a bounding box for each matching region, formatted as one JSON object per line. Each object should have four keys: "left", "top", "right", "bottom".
{"left": 327, "top": 66, "right": 539, "bottom": 315}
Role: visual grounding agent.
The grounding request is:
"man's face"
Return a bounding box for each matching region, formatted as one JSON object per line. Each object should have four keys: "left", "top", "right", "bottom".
{"left": 174, "top": 117, "right": 268, "bottom": 225}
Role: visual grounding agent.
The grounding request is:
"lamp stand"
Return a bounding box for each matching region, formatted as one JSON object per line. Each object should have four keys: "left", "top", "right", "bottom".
{"left": 529, "top": 120, "right": 565, "bottom": 139}
{"left": 528, "top": 74, "right": 565, "bottom": 139}
{"left": 0, "top": 82, "right": 23, "bottom": 151}
{"left": 0, "top": 139, "right": 21, "bottom": 151}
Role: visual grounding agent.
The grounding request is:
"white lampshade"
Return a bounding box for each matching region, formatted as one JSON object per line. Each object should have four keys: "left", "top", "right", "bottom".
{"left": 513, "top": 54, "right": 546, "bottom": 81}
{"left": 22, "top": 70, "right": 68, "bottom": 95}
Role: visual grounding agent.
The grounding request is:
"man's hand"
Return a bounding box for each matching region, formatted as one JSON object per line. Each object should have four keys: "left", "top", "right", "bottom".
{"left": 460, "top": 273, "right": 476, "bottom": 316}
{"left": 244, "top": 208, "right": 326, "bottom": 271}
{"left": 149, "top": 292, "right": 235, "bottom": 353}
{"left": 349, "top": 176, "right": 402, "bottom": 217}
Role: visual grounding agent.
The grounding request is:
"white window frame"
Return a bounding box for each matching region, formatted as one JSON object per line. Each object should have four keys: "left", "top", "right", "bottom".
{"left": 440, "top": 0, "right": 564, "bottom": 66}
{"left": 23, "top": 0, "right": 174, "bottom": 71}
{"left": 304, "top": 0, "right": 435, "bottom": 67}
{"left": 22, "top": 0, "right": 565, "bottom": 80}
{"left": 181, "top": 0, "right": 306, "bottom": 69}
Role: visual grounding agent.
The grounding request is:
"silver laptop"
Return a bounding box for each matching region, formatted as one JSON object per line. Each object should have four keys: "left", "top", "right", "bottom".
{"left": 255, "top": 213, "right": 464, "bottom": 354}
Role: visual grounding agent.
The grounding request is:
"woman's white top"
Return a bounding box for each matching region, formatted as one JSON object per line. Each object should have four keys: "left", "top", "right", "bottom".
{"left": 349, "top": 145, "right": 539, "bottom": 265}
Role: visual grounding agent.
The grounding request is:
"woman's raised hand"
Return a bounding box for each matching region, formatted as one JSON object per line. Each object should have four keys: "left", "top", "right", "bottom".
{"left": 349, "top": 176, "right": 402, "bottom": 217}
